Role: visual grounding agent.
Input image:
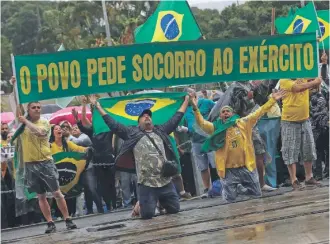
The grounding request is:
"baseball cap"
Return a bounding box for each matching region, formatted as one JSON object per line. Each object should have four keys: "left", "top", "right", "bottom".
{"left": 138, "top": 109, "right": 152, "bottom": 122}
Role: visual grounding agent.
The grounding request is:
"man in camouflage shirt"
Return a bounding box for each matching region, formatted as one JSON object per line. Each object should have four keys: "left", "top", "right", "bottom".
{"left": 90, "top": 94, "right": 190, "bottom": 219}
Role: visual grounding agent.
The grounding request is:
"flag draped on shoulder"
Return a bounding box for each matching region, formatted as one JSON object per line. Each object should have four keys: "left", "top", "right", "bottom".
{"left": 275, "top": 3, "right": 319, "bottom": 35}
{"left": 317, "top": 10, "right": 330, "bottom": 49}
{"left": 92, "top": 92, "right": 187, "bottom": 135}
{"left": 134, "top": 0, "right": 202, "bottom": 43}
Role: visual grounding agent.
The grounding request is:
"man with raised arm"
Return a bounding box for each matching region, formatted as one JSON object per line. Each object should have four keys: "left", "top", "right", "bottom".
{"left": 190, "top": 90, "right": 286, "bottom": 202}
{"left": 89, "top": 94, "right": 190, "bottom": 219}
{"left": 280, "top": 77, "right": 322, "bottom": 190}
{"left": 11, "top": 77, "right": 77, "bottom": 233}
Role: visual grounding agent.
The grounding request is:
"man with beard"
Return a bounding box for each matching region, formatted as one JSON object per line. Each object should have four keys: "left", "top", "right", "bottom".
{"left": 90, "top": 94, "right": 190, "bottom": 219}
{"left": 190, "top": 90, "right": 286, "bottom": 202}
{"left": 1, "top": 122, "right": 9, "bottom": 144}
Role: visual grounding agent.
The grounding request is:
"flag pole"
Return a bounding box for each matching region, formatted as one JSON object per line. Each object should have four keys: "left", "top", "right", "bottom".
{"left": 271, "top": 8, "right": 275, "bottom": 35}
{"left": 311, "top": 0, "right": 325, "bottom": 51}
{"left": 101, "top": 0, "right": 112, "bottom": 46}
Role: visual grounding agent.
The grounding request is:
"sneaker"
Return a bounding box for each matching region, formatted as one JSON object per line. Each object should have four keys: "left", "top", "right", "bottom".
{"left": 201, "top": 188, "right": 209, "bottom": 199}
{"left": 65, "top": 218, "right": 77, "bottom": 230}
{"left": 156, "top": 203, "right": 166, "bottom": 215}
{"left": 305, "top": 177, "right": 321, "bottom": 187}
{"left": 292, "top": 180, "right": 305, "bottom": 191}
{"left": 45, "top": 221, "right": 56, "bottom": 234}
{"left": 180, "top": 192, "right": 192, "bottom": 200}
{"left": 261, "top": 184, "right": 277, "bottom": 192}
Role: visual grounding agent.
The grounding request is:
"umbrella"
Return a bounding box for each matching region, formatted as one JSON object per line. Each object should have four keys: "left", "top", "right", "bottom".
{"left": 49, "top": 106, "right": 91, "bottom": 125}
{"left": 41, "top": 104, "right": 63, "bottom": 121}
{"left": 0, "top": 112, "right": 15, "bottom": 124}
{"left": 41, "top": 104, "right": 62, "bottom": 114}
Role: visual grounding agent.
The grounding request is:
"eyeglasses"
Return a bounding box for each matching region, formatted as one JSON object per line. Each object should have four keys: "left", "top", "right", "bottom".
{"left": 31, "top": 106, "right": 41, "bottom": 109}
{"left": 61, "top": 125, "right": 70, "bottom": 129}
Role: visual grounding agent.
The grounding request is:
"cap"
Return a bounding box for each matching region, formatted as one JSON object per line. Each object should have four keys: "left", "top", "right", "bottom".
{"left": 138, "top": 109, "right": 152, "bottom": 122}
{"left": 220, "top": 105, "right": 234, "bottom": 113}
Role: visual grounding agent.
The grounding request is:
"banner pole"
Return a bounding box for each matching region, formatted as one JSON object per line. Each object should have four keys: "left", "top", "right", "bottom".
{"left": 102, "top": 0, "right": 112, "bottom": 46}
{"left": 10, "top": 53, "right": 22, "bottom": 127}
{"left": 311, "top": 0, "right": 325, "bottom": 51}
{"left": 271, "top": 8, "right": 275, "bottom": 35}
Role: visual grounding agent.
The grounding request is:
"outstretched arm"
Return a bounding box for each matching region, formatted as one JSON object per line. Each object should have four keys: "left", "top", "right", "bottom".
{"left": 190, "top": 94, "right": 214, "bottom": 135}
{"left": 90, "top": 95, "right": 130, "bottom": 140}
{"left": 158, "top": 95, "right": 189, "bottom": 134}
{"left": 72, "top": 108, "right": 93, "bottom": 138}
{"left": 81, "top": 96, "right": 92, "bottom": 127}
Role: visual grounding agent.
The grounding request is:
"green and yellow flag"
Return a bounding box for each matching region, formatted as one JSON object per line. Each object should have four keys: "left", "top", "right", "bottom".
{"left": 93, "top": 92, "right": 186, "bottom": 135}
{"left": 134, "top": 0, "right": 202, "bottom": 43}
{"left": 317, "top": 10, "right": 330, "bottom": 49}
{"left": 52, "top": 151, "right": 86, "bottom": 196}
{"left": 275, "top": 3, "right": 319, "bottom": 35}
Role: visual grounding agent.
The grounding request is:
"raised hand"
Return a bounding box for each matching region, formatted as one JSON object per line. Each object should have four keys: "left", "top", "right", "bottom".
{"left": 189, "top": 93, "right": 198, "bottom": 109}
{"left": 72, "top": 108, "right": 79, "bottom": 122}
{"left": 89, "top": 94, "right": 98, "bottom": 105}
{"left": 271, "top": 89, "right": 287, "bottom": 101}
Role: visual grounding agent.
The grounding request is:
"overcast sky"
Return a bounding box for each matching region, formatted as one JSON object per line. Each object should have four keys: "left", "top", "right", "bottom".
{"left": 187, "top": 0, "right": 246, "bottom": 11}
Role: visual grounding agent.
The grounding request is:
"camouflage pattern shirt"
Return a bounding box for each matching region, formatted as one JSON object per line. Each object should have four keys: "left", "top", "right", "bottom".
{"left": 133, "top": 132, "right": 171, "bottom": 188}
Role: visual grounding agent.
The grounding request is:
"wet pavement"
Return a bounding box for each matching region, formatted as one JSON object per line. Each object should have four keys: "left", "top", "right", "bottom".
{"left": 2, "top": 182, "right": 329, "bottom": 244}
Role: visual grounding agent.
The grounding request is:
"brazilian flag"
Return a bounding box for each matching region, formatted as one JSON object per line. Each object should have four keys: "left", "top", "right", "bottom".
{"left": 317, "top": 10, "right": 329, "bottom": 50}
{"left": 13, "top": 150, "right": 86, "bottom": 200}
{"left": 52, "top": 151, "right": 86, "bottom": 197}
{"left": 275, "top": 3, "right": 319, "bottom": 35}
{"left": 134, "top": 0, "right": 202, "bottom": 43}
{"left": 93, "top": 92, "right": 187, "bottom": 173}
{"left": 93, "top": 92, "right": 186, "bottom": 135}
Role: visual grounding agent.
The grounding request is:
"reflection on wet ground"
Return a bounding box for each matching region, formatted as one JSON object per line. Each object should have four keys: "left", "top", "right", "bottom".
{"left": 2, "top": 183, "right": 329, "bottom": 244}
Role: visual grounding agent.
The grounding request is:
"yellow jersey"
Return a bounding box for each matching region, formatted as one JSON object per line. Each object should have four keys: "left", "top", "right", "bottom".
{"left": 20, "top": 119, "right": 52, "bottom": 163}
{"left": 280, "top": 79, "right": 309, "bottom": 122}
{"left": 194, "top": 97, "right": 277, "bottom": 178}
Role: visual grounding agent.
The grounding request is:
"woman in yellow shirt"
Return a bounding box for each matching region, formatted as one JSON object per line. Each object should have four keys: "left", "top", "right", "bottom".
{"left": 49, "top": 124, "right": 87, "bottom": 217}
{"left": 50, "top": 125, "right": 105, "bottom": 215}
{"left": 50, "top": 125, "right": 87, "bottom": 154}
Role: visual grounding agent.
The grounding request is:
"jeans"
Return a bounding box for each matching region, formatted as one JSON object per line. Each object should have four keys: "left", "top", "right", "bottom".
{"left": 95, "top": 166, "right": 117, "bottom": 210}
{"left": 138, "top": 182, "right": 180, "bottom": 219}
{"left": 80, "top": 167, "right": 103, "bottom": 213}
{"left": 120, "top": 171, "right": 137, "bottom": 207}
{"left": 221, "top": 168, "right": 261, "bottom": 203}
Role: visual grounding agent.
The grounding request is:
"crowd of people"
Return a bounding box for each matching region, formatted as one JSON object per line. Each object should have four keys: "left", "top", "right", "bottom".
{"left": 1, "top": 53, "right": 329, "bottom": 233}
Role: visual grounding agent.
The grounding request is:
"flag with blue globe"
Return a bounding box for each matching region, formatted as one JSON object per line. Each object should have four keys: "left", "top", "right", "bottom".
{"left": 317, "top": 10, "right": 329, "bottom": 49}
{"left": 135, "top": 0, "right": 202, "bottom": 43}
{"left": 275, "top": 3, "right": 319, "bottom": 36}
